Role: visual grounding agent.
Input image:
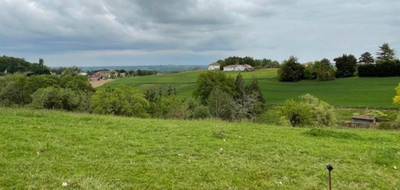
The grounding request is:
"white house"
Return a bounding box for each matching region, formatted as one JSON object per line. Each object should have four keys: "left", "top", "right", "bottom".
{"left": 208, "top": 63, "right": 221, "bottom": 71}
{"left": 223, "top": 64, "right": 254, "bottom": 72}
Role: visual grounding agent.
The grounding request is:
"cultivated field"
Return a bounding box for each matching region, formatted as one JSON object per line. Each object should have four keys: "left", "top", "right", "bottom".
{"left": 1, "top": 108, "right": 399, "bottom": 189}
{"left": 108, "top": 69, "right": 400, "bottom": 108}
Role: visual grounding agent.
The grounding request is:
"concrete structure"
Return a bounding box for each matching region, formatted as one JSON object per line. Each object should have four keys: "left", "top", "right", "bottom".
{"left": 223, "top": 64, "right": 254, "bottom": 72}
{"left": 208, "top": 63, "right": 221, "bottom": 71}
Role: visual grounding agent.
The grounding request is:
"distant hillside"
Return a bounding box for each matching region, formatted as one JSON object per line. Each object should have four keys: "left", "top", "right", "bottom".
{"left": 80, "top": 65, "right": 207, "bottom": 73}
{"left": 108, "top": 69, "right": 400, "bottom": 108}
{"left": 0, "top": 56, "right": 50, "bottom": 75}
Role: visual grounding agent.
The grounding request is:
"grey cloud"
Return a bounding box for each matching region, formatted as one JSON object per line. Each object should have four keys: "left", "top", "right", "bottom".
{"left": 0, "top": 0, "right": 398, "bottom": 66}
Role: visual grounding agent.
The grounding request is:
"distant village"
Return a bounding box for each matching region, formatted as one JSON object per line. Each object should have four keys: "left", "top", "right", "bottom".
{"left": 82, "top": 69, "right": 158, "bottom": 81}
{"left": 208, "top": 63, "right": 255, "bottom": 72}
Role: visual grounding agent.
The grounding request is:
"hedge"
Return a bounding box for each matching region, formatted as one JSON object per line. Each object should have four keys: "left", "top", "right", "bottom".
{"left": 358, "top": 61, "right": 400, "bottom": 77}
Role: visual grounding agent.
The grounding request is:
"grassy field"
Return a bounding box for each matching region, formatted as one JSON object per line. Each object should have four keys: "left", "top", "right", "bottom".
{"left": 108, "top": 69, "right": 400, "bottom": 108}
{"left": 1, "top": 108, "right": 400, "bottom": 189}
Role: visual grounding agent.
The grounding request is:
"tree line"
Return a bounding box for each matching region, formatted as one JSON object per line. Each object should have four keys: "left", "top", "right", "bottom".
{"left": 214, "top": 56, "right": 280, "bottom": 69}
{"left": 0, "top": 56, "right": 50, "bottom": 75}
{"left": 278, "top": 43, "right": 400, "bottom": 82}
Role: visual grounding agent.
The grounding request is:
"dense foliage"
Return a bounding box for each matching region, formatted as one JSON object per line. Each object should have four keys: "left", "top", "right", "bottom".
{"left": 215, "top": 56, "right": 280, "bottom": 69}
{"left": 193, "top": 71, "right": 235, "bottom": 105}
{"left": 376, "top": 43, "right": 396, "bottom": 64}
{"left": 357, "top": 44, "right": 399, "bottom": 77}
{"left": 394, "top": 84, "right": 400, "bottom": 105}
{"left": 0, "top": 56, "right": 50, "bottom": 75}
{"left": 358, "top": 61, "right": 400, "bottom": 77}
{"left": 304, "top": 59, "right": 336, "bottom": 81}
{"left": 334, "top": 54, "right": 357, "bottom": 78}
{"left": 91, "top": 87, "right": 149, "bottom": 118}
{"left": 278, "top": 57, "right": 304, "bottom": 82}
{"left": 194, "top": 72, "right": 265, "bottom": 121}
{"left": 280, "top": 94, "right": 336, "bottom": 127}
{"left": 31, "top": 87, "right": 90, "bottom": 111}
{"left": 359, "top": 52, "right": 374, "bottom": 64}
{"left": 0, "top": 74, "right": 93, "bottom": 107}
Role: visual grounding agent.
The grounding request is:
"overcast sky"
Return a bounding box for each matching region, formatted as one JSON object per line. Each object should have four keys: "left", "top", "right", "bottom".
{"left": 0, "top": 0, "right": 399, "bottom": 66}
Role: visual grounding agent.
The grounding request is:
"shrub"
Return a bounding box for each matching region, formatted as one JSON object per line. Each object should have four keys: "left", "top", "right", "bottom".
{"left": 31, "top": 87, "right": 91, "bottom": 111}
{"left": 91, "top": 87, "right": 149, "bottom": 118}
{"left": 0, "top": 74, "right": 93, "bottom": 107}
{"left": 191, "top": 105, "right": 211, "bottom": 119}
{"left": 280, "top": 94, "right": 336, "bottom": 127}
{"left": 313, "top": 59, "right": 336, "bottom": 81}
{"left": 394, "top": 83, "right": 400, "bottom": 105}
{"left": 208, "top": 87, "right": 235, "bottom": 120}
{"left": 303, "top": 63, "right": 316, "bottom": 80}
{"left": 278, "top": 56, "right": 305, "bottom": 82}
{"left": 0, "top": 75, "right": 31, "bottom": 106}
{"left": 194, "top": 71, "right": 235, "bottom": 105}
{"left": 158, "top": 96, "right": 188, "bottom": 119}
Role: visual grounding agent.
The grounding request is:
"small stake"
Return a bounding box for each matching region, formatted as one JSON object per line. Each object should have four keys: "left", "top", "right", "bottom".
{"left": 326, "top": 164, "right": 334, "bottom": 190}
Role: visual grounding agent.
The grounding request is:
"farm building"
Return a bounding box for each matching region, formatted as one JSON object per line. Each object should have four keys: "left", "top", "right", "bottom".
{"left": 223, "top": 64, "right": 254, "bottom": 72}
{"left": 208, "top": 63, "right": 221, "bottom": 71}
{"left": 348, "top": 115, "right": 377, "bottom": 128}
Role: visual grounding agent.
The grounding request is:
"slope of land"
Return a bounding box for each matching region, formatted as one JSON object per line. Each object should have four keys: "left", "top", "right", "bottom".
{"left": 1, "top": 108, "right": 399, "bottom": 189}
{"left": 108, "top": 69, "right": 400, "bottom": 108}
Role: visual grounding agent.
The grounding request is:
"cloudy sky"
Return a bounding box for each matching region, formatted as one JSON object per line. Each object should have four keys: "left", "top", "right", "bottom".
{"left": 0, "top": 0, "right": 399, "bottom": 66}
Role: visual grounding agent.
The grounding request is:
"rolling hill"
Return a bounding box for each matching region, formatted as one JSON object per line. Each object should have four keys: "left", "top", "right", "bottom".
{"left": 107, "top": 69, "right": 400, "bottom": 108}
{"left": 0, "top": 108, "right": 399, "bottom": 189}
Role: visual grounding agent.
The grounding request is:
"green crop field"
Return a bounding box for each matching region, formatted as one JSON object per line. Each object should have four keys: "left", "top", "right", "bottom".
{"left": 108, "top": 69, "right": 400, "bottom": 108}
{"left": 1, "top": 108, "right": 399, "bottom": 189}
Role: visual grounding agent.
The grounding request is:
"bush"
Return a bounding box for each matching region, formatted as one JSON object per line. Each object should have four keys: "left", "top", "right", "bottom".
{"left": 208, "top": 88, "right": 235, "bottom": 120}
{"left": 280, "top": 94, "right": 336, "bottom": 127}
{"left": 191, "top": 105, "right": 211, "bottom": 119}
{"left": 313, "top": 59, "right": 336, "bottom": 81}
{"left": 194, "top": 71, "right": 235, "bottom": 105}
{"left": 303, "top": 63, "right": 316, "bottom": 80}
{"left": 278, "top": 57, "right": 305, "bottom": 82}
{"left": 378, "top": 114, "right": 400, "bottom": 130}
{"left": 158, "top": 96, "right": 188, "bottom": 119}
{"left": 0, "top": 75, "right": 31, "bottom": 106}
{"left": 91, "top": 87, "right": 149, "bottom": 118}
{"left": 31, "top": 87, "right": 91, "bottom": 111}
{"left": 0, "top": 74, "right": 93, "bottom": 107}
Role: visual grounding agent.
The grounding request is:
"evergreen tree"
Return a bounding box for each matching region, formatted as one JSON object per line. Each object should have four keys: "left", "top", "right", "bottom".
{"left": 359, "top": 52, "right": 374, "bottom": 64}
{"left": 376, "top": 43, "right": 396, "bottom": 63}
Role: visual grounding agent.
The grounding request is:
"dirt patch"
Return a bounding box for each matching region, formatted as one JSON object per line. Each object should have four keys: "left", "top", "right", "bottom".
{"left": 90, "top": 79, "right": 113, "bottom": 88}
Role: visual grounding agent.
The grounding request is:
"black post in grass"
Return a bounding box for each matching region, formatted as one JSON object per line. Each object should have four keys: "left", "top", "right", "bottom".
{"left": 326, "top": 164, "right": 334, "bottom": 190}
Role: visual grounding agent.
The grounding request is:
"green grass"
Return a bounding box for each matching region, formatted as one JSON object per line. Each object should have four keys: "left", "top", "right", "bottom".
{"left": 108, "top": 69, "right": 400, "bottom": 108}
{"left": 1, "top": 108, "right": 400, "bottom": 189}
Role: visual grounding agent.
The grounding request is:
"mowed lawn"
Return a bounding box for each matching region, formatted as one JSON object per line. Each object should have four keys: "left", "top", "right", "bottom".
{"left": 108, "top": 69, "right": 400, "bottom": 108}
{"left": 1, "top": 108, "right": 400, "bottom": 189}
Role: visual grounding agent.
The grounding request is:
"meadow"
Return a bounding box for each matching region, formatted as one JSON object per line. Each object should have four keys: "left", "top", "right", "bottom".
{"left": 108, "top": 69, "right": 400, "bottom": 108}
{"left": 0, "top": 108, "right": 399, "bottom": 189}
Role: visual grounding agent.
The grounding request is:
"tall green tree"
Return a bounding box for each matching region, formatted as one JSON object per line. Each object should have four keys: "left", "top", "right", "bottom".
{"left": 278, "top": 56, "right": 305, "bottom": 82}
{"left": 193, "top": 71, "right": 235, "bottom": 105}
{"left": 334, "top": 54, "right": 357, "bottom": 77}
{"left": 313, "top": 59, "right": 336, "bottom": 81}
{"left": 359, "top": 52, "right": 374, "bottom": 64}
{"left": 376, "top": 43, "right": 396, "bottom": 63}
